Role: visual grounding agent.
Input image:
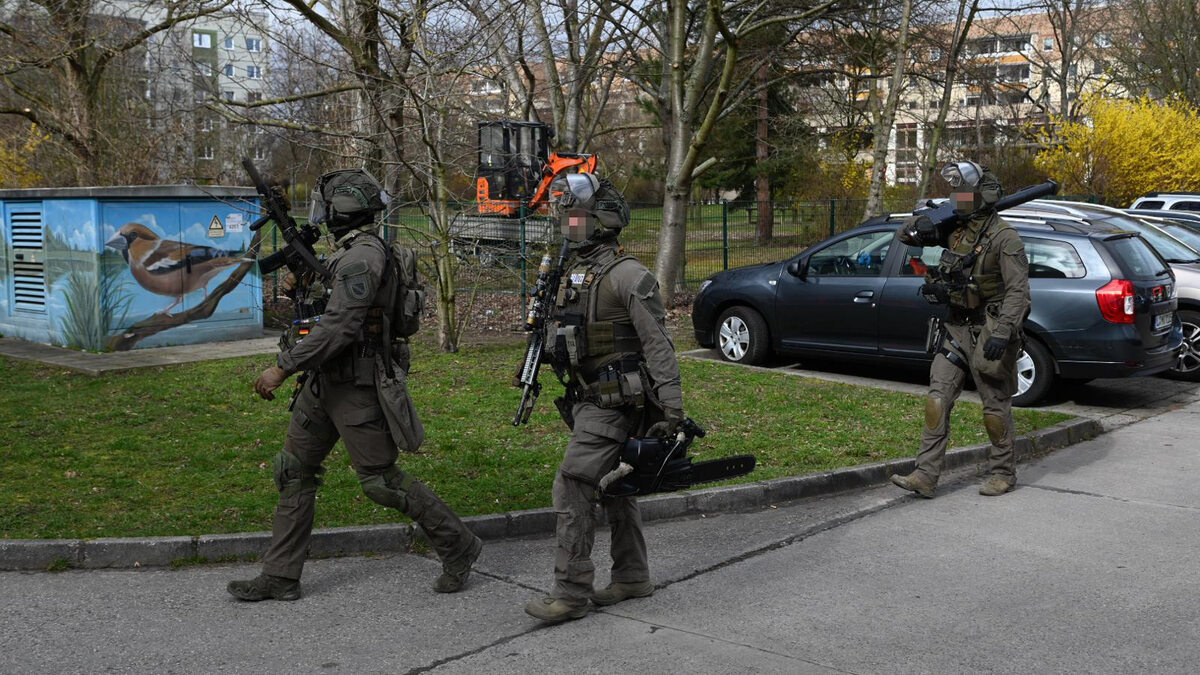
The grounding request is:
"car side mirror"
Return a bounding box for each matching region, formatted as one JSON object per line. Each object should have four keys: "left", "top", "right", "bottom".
{"left": 787, "top": 258, "right": 807, "bottom": 279}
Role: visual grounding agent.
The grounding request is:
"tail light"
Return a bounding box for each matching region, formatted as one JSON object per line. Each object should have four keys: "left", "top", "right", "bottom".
{"left": 1096, "top": 279, "right": 1135, "bottom": 323}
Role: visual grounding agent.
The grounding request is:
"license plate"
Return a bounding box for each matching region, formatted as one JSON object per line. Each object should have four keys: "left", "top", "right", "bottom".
{"left": 1154, "top": 312, "right": 1172, "bottom": 331}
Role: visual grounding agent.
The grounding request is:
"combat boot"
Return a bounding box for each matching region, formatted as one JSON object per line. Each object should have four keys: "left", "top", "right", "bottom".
{"left": 979, "top": 475, "right": 1015, "bottom": 496}
{"left": 890, "top": 471, "right": 936, "bottom": 498}
{"left": 227, "top": 573, "right": 301, "bottom": 602}
{"left": 433, "top": 535, "right": 483, "bottom": 593}
{"left": 591, "top": 581, "right": 655, "bottom": 607}
{"left": 524, "top": 596, "right": 590, "bottom": 623}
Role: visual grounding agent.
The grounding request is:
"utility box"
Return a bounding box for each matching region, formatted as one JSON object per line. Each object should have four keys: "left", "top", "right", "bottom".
{"left": 0, "top": 186, "right": 262, "bottom": 351}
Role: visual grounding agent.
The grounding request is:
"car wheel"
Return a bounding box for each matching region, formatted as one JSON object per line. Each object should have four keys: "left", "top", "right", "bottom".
{"left": 1012, "top": 338, "right": 1055, "bottom": 407}
{"left": 715, "top": 306, "right": 770, "bottom": 365}
{"left": 1166, "top": 309, "right": 1200, "bottom": 382}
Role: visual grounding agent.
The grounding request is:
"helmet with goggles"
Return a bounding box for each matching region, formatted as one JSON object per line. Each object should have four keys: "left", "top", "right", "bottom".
{"left": 309, "top": 168, "right": 390, "bottom": 231}
{"left": 553, "top": 173, "right": 630, "bottom": 244}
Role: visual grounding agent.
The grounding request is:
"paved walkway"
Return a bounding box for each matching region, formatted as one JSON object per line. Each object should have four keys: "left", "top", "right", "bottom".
{"left": 2, "top": 397, "right": 1197, "bottom": 674}
{"left": 0, "top": 335, "right": 278, "bottom": 375}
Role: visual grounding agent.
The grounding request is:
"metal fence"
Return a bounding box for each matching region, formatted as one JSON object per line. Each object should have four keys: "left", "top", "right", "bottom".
{"left": 265, "top": 193, "right": 1097, "bottom": 307}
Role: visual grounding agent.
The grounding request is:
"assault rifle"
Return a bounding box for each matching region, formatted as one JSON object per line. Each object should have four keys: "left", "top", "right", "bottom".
{"left": 242, "top": 157, "right": 331, "bottom": 283}
{"left": 513, "top": 238, "right": 573, "bottom": 426}
{"left": 598, "top": 418, "right": 756, "bottom": 497}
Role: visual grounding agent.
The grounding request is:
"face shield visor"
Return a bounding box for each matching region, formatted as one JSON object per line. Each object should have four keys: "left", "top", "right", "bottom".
{"left": 309, "top": 187, "right": 329, "bottom": 225}
{"left": 939, "top": 161, "right": 983, "bottom": 190}
{"left": 556, "top": 173, "right": 599, "bottom": 211}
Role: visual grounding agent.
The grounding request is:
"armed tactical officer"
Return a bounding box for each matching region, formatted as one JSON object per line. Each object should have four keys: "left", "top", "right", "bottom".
{"left": 890, "top": 161, "right": 1031, "bottom": 498}
{"left": 229, "top": 169, "right": 482, "bottom": 601}
{"left": 523, "top": 174, "right": 685, "bottom": 623}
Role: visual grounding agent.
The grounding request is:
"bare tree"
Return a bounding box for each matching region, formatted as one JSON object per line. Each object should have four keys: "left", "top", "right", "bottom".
{"left": 0, "top": 0, "right": 234, "bottom": 185}
{"left": 861, "top": 0, "right": 913, "bottom": 219}
{"left": 1109, "top": 0, "right": 1200, "bottom": 106}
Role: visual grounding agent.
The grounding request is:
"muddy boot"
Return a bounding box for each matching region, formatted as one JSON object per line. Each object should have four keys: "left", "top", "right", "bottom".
{"left": 227, "top": 573, "right": 301, "bottom": 602}
{"left": 433, "top": 535, "right": 483, "bottom": 593}
{"left": 979, "top": 475, "right": 1015, "bottom": 496}
{"left": 524, "top": 596, "right": 590, "bottom": 623}
{"left": 890, "top": 471, "right": 936, "bottom": 498}
{"left": 592, "top": 581, "right": 655, "bottom": 607}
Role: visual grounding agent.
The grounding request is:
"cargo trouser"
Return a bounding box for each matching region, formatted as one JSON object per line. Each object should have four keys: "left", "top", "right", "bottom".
{"left": 915, "top": 321, "right": 1018, "bottom": 484}
{"left": 261, "top": 373, "right": 476, "bottom": 580}
{"left": 551, "top": 402, "right": 649, "bottom": 607}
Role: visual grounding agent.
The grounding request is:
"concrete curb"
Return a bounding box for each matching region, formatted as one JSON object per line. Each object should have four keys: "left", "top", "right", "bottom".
{"left": 0, "top": 417, "right": 1102, "bottom": 572}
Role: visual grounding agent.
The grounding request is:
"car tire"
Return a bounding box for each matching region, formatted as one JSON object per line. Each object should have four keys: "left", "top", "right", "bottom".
{"left": 715, "top": 306, "right": 770, "bottom": 365}
{"left": 1012, "top": 338, "right": 1055, "bottom": 407}
{"left": 1165, "top": 309, "right": 1200, "bottom": 382}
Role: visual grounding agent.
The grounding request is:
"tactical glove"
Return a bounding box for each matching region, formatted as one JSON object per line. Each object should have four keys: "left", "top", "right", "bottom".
{"left": 646, "top": 406, "right": 685, "bottom": 439}
{"left": 982, "top": 336, "right": 1008, "bottom": 360}
{"left": 254, "top": 366, "right": 290, "bottom": 401}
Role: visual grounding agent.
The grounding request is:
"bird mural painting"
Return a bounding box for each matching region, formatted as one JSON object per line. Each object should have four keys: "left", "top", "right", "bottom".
{"left": 105, "top": 222, "right": 250, "bottom": 315}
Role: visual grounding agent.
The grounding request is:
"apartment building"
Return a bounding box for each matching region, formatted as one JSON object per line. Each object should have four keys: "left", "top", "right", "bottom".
{"left": 100, "top": 1, "right": 273, "bottom": 183}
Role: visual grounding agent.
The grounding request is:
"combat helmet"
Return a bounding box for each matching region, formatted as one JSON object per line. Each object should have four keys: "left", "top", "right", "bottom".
{"left": 940, "top": 161, "right": 1004, "bottom": 216}
{"left": 552, "top": 173, "right": 630, "bottom": 245}
{"left": 310, "top": 168, "right": 389, "bottom": 232}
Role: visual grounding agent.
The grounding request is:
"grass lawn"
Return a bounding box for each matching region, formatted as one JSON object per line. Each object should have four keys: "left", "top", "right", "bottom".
{"left": 0, "top": 341, "right": 1071, "bottom": 540}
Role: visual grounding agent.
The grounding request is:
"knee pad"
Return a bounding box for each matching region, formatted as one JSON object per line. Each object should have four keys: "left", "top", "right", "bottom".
{"left": 272, "top": 450, "right": 325, "bottom": 497}
{"left": 359, "top": 465, "right": 414, "bottom": 510}
{"left": 983, "top": 413, "right": 1009, "bottom": 445}
{"left": 925, "top": 396, "right": 946, "bottom": 430}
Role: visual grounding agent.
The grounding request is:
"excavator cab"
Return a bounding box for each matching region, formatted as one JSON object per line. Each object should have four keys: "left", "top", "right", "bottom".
{"left": 476, "top": 120, "right": 552, "bottom": 215}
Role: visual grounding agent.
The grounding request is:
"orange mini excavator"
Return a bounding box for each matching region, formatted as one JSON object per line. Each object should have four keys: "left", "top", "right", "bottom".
{"left": 452, "top": 120, "right": 596, "bottom": 260}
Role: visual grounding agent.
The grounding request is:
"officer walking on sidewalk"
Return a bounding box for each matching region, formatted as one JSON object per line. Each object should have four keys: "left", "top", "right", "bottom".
{"left": 524, "top": 173, "right": 686, "bottom": 623}
{"left": 890, "top": 161, "right": 1031, "bottom": 499}
{"left": 228, "top": 169, "right": 481, "bottom": 601}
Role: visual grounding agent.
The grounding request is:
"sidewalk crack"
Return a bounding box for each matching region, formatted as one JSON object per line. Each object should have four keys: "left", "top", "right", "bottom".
{"left": 1024, "top": 484, "right": 1200, "bottom": 511}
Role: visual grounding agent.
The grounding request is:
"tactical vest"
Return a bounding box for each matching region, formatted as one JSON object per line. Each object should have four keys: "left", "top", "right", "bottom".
{"left": 931, "top": 214, "right": 1006, "bottom": 312}
{"left": 548, "top": 251, "right": 646, "bottom": 408}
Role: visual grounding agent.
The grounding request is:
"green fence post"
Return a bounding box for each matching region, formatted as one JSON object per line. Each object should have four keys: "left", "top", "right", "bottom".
{"left": 519, "top": 203, "right": 528, "bottom": 309}
{"left": 721, "top": 200, "right": 729, "bottom": 270}
{"left": 271, "top": 226, "right": 278, "bottom": 302}
{"left": 829, "top": 198, "right": 836, "bottom": 238}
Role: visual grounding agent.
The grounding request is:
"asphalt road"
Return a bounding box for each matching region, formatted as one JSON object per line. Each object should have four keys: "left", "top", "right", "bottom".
{"left": 3, "top": 396, "right": 1198, "bottom": 674}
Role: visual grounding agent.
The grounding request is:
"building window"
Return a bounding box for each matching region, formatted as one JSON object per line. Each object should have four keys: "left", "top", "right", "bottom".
{"left": 252, "top": 147, "right": 267, "bottom": 160}
{"left": 246, "top": 65, "right": 262, "bottom": 79}
{"left": 998, "top": 64, "right": 1030, "bottom": 82}
{"left": 224, "top": 90, "right": 235, "bottom": 101}
{"left": 1095, "top": 33, "right": 1112, "bottom": 48}
{"left": 198, "top": 146, "right": 214, "bottom": 160}
{"left": 199, "top": 118, "right": 213, "bottom": 132}
{"left": 930, "top": 47, "right": 941, "bottom": 61}
{"left": 223, "top": 64, "right": 234, "bottom": 77}
{"left": 247, "top": 92, "right": 262, "bottom": 103}
{"left": 1043, "top": 37, "right": 1054, "bottom": 51}
{"left": 197, "top": 62, "right": 212, "bottom": 76}
{"left": 246, "top": 37, "right": 262, "bottom": 52}
{"left": 224, "top": 36, "right": 234, "bottom": 49}
{"left": 193, "top": 32, "right": 212, "bottom": 49}
{"left": 1093, "top": 60, "right": 1105, "bottom": 75}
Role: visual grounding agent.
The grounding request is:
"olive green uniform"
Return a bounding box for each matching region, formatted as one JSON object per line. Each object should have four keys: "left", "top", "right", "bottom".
{"left": 260, "top": 228, "right": 477, "bottom": 581}
{"left": 908, "top": 212, "right": 1031, "bottom": 484}
{"left": 546, "top": 242, "right": 683, "bottom": 607}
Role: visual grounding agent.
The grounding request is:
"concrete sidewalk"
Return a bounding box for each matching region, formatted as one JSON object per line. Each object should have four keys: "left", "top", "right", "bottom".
{"left": 2, "top": 399, "right": 1196, "bottom": 674}
{"left": 0, "top": 335, "right": 278, "bottom": 375}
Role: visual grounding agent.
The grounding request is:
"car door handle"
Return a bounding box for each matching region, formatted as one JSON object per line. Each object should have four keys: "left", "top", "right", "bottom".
{"left": 853, "top": 290, "right": 875, "bottom": 303}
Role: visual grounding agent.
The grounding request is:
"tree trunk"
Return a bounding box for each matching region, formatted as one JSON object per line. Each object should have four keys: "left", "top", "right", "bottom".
{"left": 916, "top": 0, "right": 979, "bottom": 198}
{"left": 755, "top": 63, "right": 772, "bottom": 245}
{"left": 862, "top": 0, "right": 913, "bottom": 220}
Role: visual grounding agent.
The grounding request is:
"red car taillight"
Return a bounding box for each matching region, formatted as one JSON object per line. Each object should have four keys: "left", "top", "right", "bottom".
{"left": 1096, "top": 279, "right": 1136, "bottom": 323}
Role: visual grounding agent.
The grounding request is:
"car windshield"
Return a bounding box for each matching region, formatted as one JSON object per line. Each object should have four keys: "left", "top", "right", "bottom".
{"left": 1092, "top": 214, "right": 1200, "bottom": 263}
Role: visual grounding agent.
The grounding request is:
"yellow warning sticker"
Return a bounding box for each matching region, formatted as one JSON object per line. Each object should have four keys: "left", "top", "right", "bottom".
{"left": 208, "top": 215, "right": 225, "bottom": 238}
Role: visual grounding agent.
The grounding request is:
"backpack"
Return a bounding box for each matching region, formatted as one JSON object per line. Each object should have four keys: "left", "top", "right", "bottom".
{"left": 380, "top": 237, "right": 425, "bottom": 338}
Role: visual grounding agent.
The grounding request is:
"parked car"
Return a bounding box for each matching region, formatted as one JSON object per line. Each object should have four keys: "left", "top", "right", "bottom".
{"left": 692, "top": 211, "right": 1184, "bottom": 406}
{"left": 1129, "top": 192, "right": 1200, "bottom": 213}
{"left": 1006, "top": 201, "right": 1200, "bottom": 380}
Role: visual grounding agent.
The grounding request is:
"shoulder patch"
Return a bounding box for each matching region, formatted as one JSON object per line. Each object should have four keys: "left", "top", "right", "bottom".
{"left": 634, "top": 270, "right": 660, "bottom": 299}
{"left": 338, "top": 259, "right": 372, "bottom": 302}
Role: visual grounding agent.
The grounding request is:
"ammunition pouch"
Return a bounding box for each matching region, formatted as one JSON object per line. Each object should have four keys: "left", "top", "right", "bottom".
{"left": 580, "top": 357, "right": 646, "bottom": 409}
{"left": 919, "top": 283, "right": 950, "bottom": 305}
